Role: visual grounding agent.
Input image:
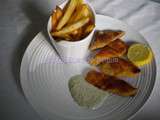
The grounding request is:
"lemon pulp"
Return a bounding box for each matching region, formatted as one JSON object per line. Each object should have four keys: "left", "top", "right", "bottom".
{"left": 127, "top": 43, "right": 153, "bottom": 67}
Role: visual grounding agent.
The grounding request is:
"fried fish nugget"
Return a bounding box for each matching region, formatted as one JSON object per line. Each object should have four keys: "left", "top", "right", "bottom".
{"left": 107, "top": 39, "right": 128, "bottom": 55}
{"left": 89, "top": 30, "right": 125, "bottom": 50}
{"left": 89, "top": 46, "right": 122, "bottom": 66}
{"left": 85, "top": 70, "right": 137, "bottom": 96}
{"left": 99, "top": 57, "right": 140, "bottom": 77}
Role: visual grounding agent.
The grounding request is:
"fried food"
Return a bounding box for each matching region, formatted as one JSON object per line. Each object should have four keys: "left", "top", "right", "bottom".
{"left": 51, "top": 6, "right": 63, "bottom": 31}
{"left": 56, "top": 0, "right": 78, "bottom": 30}
{"left": 52, "top": 17, "right": 90, "bottom": 37}
{"left": 55, "top": 34, "right": 72, "bottom": 41}
{"left": 51, "top": 12, "right": 57, "bottom": 31}
{"left": 107, "top": 39, "right": 128, "bottom": 55}
{"left": 85, "top": 70, "right": 137, "bottom": 96}
{"left": 51, "top": 0, "right": 95, "bottom": 41}
{"left": 99, "top": 57, "right": 140, "bottom": 77}
{"left": 89, "top": 30, "right": 125, "bottom": 50}
{"left": 69, "top": 28, "right": 83, "bottom": 40}
{"left": 78, "top": 0, "right": 84, "bottom": 4}
{"left": 84, "top": 24, "right": 95, "bottom": 34}
{"left": 68, "top": 4, "right": 90, "bottom": 24}
{"left": 89, "top": 46, "right": 124, "bottom": 66}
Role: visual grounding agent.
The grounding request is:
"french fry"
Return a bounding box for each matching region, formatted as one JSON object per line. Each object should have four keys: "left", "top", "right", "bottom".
{"left": 51, "top": 0, "right": 95, "bottom": 41}
{"left": 55, "top": 6, "right": 63, "bottom": 20}
{"left": 78, "top": 0, "right": 84, "bottom": 4}
{"left": 56, "top": 0, "right": 78, "bottom": 30}
{"left": 81, "top": 4, "right": 91, "bottom": 17}
{"left": 52, "top": 17, "right": 90, "bottom": 36}
{"left": 85, "top": 24, "right": 95, "bottom": 34}
{"left": 51, "top": 12, "right": 57, "bottom": 31}
{"left": 51, "top": 6, "right": 63, "bottom": 31}
{"left": 59, "top": 34, "right": 72, "bottom": 40}
{"left": 63, "top": 0, "right": 83, "bottom": 18}
{"left": 72, "top": 30, "right": 79, "bottom": 35}
{"left": 87, "top": 6, "right": 94, "bottom": 20}
{"left": 70, "top": 28, "right": 82, "bottom": 40}
{"left": 68, "top": 4, "right": 90, "bottom": 24}
{"left": 52, "top": 33, "right": 72, "bottom": 41}
{"left": 75, "top": 28, "right": 83, "bottom": 40}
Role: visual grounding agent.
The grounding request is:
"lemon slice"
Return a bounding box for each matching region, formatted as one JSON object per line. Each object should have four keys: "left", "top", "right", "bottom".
{"left": 127, "top": 43, "right": 153, "bottom": 67}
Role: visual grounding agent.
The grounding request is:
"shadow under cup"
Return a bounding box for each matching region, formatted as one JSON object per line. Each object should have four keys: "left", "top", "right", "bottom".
{"left": 47, "top": 0, "right": 96, "bottom": 62}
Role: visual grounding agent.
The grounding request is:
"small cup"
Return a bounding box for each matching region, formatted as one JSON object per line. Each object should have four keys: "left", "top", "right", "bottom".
{"left": 47, "top": 0, "right": 96, "bottom": 62}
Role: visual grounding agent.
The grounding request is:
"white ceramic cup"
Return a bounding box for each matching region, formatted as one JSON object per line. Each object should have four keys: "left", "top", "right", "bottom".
{"left": 47, "top": 0, "right": 96, "bottom": 62}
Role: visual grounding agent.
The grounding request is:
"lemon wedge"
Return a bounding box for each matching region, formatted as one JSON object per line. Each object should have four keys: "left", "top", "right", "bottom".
{"left": 127, "top": 43, "right": 153, "bottom": 67}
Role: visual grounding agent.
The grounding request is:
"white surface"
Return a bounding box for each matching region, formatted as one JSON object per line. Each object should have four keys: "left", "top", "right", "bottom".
{"left": 20, "top": 15, "right": 156, "bottom": 120}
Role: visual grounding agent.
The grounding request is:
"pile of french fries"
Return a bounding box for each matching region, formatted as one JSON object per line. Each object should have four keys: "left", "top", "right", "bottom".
{"left": 51, "top": 0, "right": 95, "bottom": 41}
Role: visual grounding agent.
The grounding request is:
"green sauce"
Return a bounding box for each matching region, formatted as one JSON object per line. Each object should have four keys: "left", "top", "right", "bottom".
{"left": 69, "top": 75, "right": 109, "bottom": 109}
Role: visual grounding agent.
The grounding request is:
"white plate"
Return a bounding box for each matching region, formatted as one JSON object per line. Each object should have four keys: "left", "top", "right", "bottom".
{"left": 20, "top": 14, "right": 156, "bottom": 120}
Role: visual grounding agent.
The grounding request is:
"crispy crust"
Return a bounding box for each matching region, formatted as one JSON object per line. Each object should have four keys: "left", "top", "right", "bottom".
{"left": 89, "top": 46, "right": 119, "bottom": 65}
{"left": 107, "top": 39, "right": 128, "bottom": 55}
{"left": 89, "top": 30, "right": 125, "bottom": 50}
{"left": 85, "top": 70, "right": 137, "bottom": 96}
{"left": 99, "top": 58, "right": 140, "bottom": 77}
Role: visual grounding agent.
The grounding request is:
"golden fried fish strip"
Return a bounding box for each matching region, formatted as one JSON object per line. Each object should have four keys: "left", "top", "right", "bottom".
{"left": 89, "top": 30, "right": 125, "bottom": 50}
{"left": 107, "top": 39, "right": 128, "bottom": 55}
{"left": 89, "top": 46, "right": 122, "bottom": 66}
{"left": 99, "top": 58, "right": 140, "bottom": 77}
{"left": 85, "top": 70, "right": 137, "bottom": 96}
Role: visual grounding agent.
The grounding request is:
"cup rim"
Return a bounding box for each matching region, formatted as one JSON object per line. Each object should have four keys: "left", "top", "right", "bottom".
{"left": 47, "top": 0, "right": 96, "bottom": 45}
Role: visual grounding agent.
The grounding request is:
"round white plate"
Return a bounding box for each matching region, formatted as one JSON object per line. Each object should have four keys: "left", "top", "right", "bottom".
{"left": 20, "top": 14, "right": 156, "bottom": 120}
